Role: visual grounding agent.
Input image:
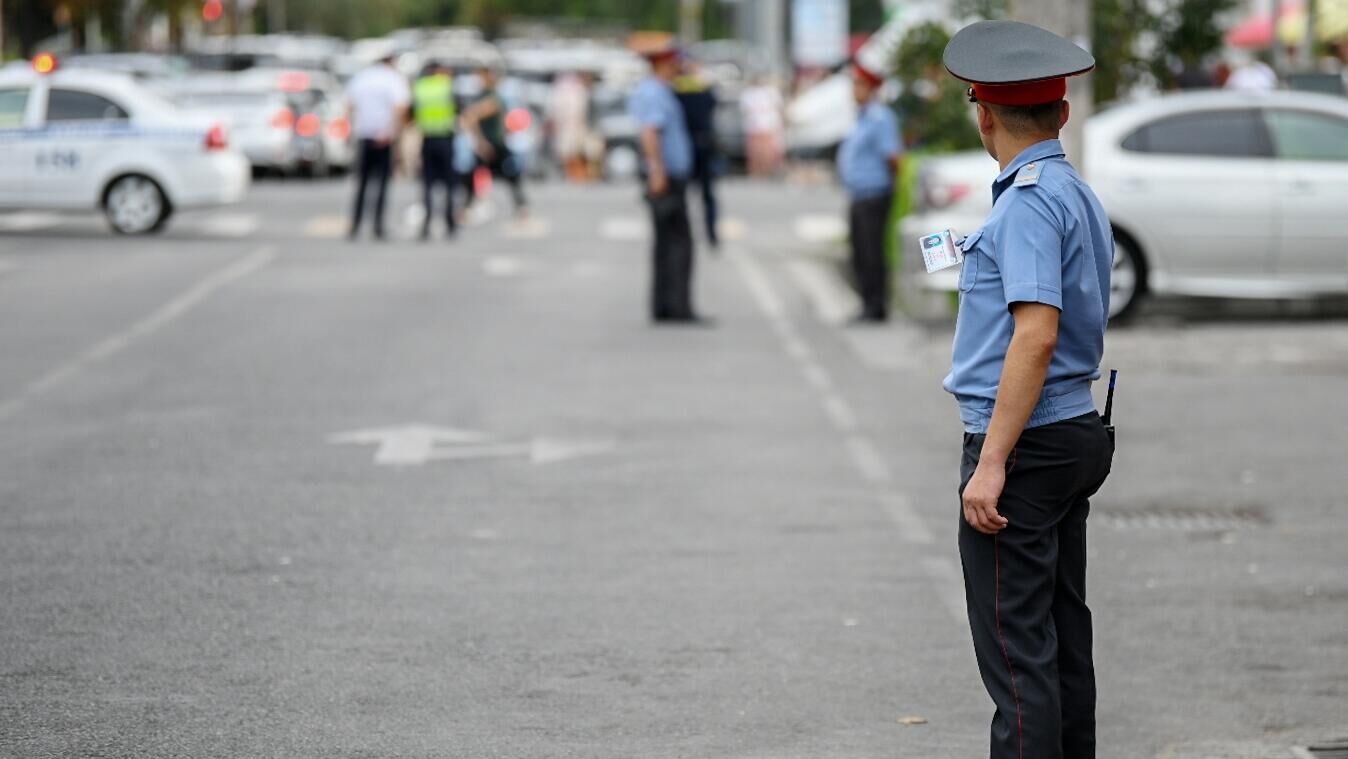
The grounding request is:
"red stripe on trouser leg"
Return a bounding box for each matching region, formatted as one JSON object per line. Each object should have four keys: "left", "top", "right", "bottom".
{"left": 994, "top": 535, "right": 1025, "bottom": 759}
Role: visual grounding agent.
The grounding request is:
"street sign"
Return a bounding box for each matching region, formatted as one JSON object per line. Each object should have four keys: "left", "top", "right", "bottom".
{"left": 329, "top": 424, "right": 614, "bottom": 467}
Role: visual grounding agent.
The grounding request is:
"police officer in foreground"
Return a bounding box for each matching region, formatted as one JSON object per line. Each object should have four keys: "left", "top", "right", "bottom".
{"left": 628, "top": 39, "right": 704, "bottom": 324}
{"left": 942, "top": 21, "right": 1115, "bottom": 759}
{"left": 837, "top": 60, "right": 902, "bottom": 323}
{"left": 412, "top": 61, "right": 458, "bottom": 241}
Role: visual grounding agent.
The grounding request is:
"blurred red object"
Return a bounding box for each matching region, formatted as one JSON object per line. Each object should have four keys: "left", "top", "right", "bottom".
{"left": 205, "top": 124, "right": 228, "bottom": 151}
{"left": 327, "top": 117, "right": 351, "bottom": 140}
{"left": 504, "top": 107, "right": 532, "bottom": 133}
{"left": 32, "top": 52, "right": 57, "bottom": 74}
{"left": 202, "top": 0, "right": 223, "bottom": 22}
{"left": 295, "top": 113, "right": 321, "bottom": 137}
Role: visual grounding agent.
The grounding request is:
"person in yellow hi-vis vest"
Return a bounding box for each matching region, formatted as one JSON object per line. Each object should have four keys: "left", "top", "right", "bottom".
{"left": 412, "top": 61, "right": 458, "bottom": 240}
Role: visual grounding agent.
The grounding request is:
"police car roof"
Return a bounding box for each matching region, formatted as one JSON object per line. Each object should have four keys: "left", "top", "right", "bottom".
{"left": 0, "top": 65, "right": 141, "bottom": 92}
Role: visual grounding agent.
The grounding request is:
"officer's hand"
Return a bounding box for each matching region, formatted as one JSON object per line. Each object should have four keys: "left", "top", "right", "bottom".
{"left": 647, "top": 168, "right": 668, "bottom": 196}
{"left": 963, "top": 464, "right": 1009, "bottom": 535}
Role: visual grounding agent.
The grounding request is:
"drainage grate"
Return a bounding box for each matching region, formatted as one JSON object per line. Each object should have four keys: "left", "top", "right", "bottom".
{"left": 1096, "top": 505, "right": 1269, "bottom": 531}
{"left": 1293, "top": 740, "right": 1348, "bottom": 759}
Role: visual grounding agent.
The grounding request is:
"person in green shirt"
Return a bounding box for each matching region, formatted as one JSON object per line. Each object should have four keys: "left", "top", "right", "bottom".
{"left": 461, "top": 65, "right": 528, "bottom": 217}
{"left": 412, "top": 61, "right": 458, "bottom": 240}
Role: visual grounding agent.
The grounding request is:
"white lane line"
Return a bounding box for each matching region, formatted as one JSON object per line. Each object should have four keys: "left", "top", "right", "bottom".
{"left": 195, "top": 213, "right": 260, "bottom": 238}
{"left": 882, "top": 493, "right": 935, "bottom": 545}
{"left": 726, "top": 244, "right": 789, "bottom": 322}
{"left": 799, "top": 362, "right": 834, "bottom": 393}
{"left": 482, "top": 256, "right": 526, "bottom": 277}
{"left": 303, "top": 215, "right": 348, "bottom": 239}
{"left": 0, "top": 212, "right": 62, "bottom": 232}
{"left": 921, "top": 557, "right": 970, "bottom": 627}
{"left": 500, "top": 216, "right": 551, "bottom": 240}
{"left": 794, "top": 214, "right": 847, "bottom": 244}
{"left": 0, "top": 245, "right": 276, "bottom": 423}
{"left": 598, "top": 216, "right": 647, "bottom": 242}
{"left": 786, "top": 258, "right": 860, "bottom": 325}
{"left": 821, "top": 391, "right": 858, "bottom": 433}
{"left": 846, "top": 435, "right": 892, "bottom": 485}
{"left": 717, "top": 217, "right": 747, "bottom": 242}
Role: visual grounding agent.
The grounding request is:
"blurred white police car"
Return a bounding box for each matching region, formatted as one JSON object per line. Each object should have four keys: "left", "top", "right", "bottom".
{"left": 0, "top": 54, "right": 250, "bottom": 234}
{"left": 904, "top": 89, "right": 1348, "bottom": 319}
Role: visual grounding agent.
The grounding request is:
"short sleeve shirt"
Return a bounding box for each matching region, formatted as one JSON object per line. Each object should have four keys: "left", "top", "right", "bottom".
{"left": 628, "top": 76, "right": 694, "bottom": 179}
{"left": 837, "top": 100, "right": 901, "bottom": 200}
{"left": 942, "top": 139, "right": 1114, "bottom": 433}
{"left": 346, "top": 65, "right": 411, "bottom": 141}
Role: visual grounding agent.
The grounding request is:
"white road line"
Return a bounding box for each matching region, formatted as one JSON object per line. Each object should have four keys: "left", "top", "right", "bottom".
{"left": 846, "top": 435, "right": 892, "bottom": 484}
{"left": 793, "top": 214, "right": 847, "bottom": 244}
{"left": 882, "top": 493, "right": 935, "bottom": 545}
{"left": 500, "top": 217, "right": 551, "bottom": 240}
{"left": 727, "top": 245, "right": 966, "bottom": 626}
{"left": 717, "top": 217, "right": 747, "bottom": 242}
{"left": 786, "top": 258, "right": 860, "bottom": 325}
{"left": 303, "top": 215, "right": 348, "bottom": 239}
{"left": 598, "top": 216, "right": 647, "bottom": 242}
{"left": 195, "top": 212, "right": 260, "bottom": 238}
{"left": 0, "top": 212, "right": 62, "bottom": 232}
{"left": 921, "top": 557, "right": 970, "bottom": 627}
{"left": 0, "top": 246, "right": 276, "bottom": 423}
{"left": 821, "top": 391, "right": 858, "bottom": 433}
{"left": 482, "top": 256, "right": 526, "bottom": 277}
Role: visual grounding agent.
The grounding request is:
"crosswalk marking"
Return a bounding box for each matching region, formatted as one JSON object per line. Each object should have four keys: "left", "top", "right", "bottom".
{"left": 794, "top": 214, "right": 847, "bottom": 244}
{"left": 499, "top": 216, "right": 550, "bottom": 240}
{"left": 598, "top": 216, "right": 646, "bottom": 242}
{"left": 785, "top": 258, "right": 859, "bottom": 325}
{"left": 194, "top": 213, "right": 259, "bottom": 238}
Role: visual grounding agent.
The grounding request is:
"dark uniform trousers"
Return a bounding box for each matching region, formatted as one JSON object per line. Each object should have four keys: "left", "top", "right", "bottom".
{"left": 350, "top": 138, "right": 392, "bottom": 237}
{"left": 420, "top": 135, "right": 458, "bottom": 237}
{"left": 848, "top": 192, "right": 893, "bottom": 320}
{"left": 691, "top": 142, "right": 720, "bottom": 247}
{"left": 645, "top": 179, "right": 695, "bottom": 320}
{"left": 958, "top": 412, "right": 1114, "bottom": 759}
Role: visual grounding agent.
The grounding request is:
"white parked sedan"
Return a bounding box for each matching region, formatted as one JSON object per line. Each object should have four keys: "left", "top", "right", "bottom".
{"left": 903, "top": 90, "right": 1348, "bottom": 319}
{"left": 0, "top": 57, "right": 250, "bottom": 234}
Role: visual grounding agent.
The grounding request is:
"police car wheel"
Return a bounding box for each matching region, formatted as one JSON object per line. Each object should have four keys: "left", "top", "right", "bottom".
{"left": 1109, "top": 235, "right": 1146, "bottom": 321}
{"left": 105, "top": 175, "right": 169, "bottom": 235}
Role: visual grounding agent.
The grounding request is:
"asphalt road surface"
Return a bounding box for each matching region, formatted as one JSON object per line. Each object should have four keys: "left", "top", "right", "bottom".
{"left": 2, "top": 177, "right": 1345, "bottom": 759}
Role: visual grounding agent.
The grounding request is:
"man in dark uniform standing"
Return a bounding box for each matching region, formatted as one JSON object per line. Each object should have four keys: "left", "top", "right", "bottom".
{"left": 942, "top": 21, "right": 1115, "bottom": 759}
{"left": 674, "top": 59, "right": 721, "bottom": 250}
{"left": 629, "top": 40, "right": 702, "bottom": 324}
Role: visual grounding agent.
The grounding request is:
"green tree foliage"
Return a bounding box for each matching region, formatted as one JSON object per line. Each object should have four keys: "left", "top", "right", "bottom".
{"left": 1148, "top": 0, "right": 1237, "bottom": 87}
{"left": 893, "top": 21, "right": 982, "bottom": 151}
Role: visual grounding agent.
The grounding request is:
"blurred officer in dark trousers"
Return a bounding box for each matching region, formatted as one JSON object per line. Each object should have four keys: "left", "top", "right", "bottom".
{"left": 942, "top": 21, "right": 1115, "bottom": 759}
{"left": 629, "top": 38, "right": 704, "bottom": 324}
{"left": 345, "top": 53, "right": 410, "bottom": 241}
{"left": 837, "top": 60, "right": 901, "bottom": 323}
{"left": 675, "top": 59, "right": 721, "bottom": 250}
{"left": 412, "top": 61, "right": 457, "bottom": 240}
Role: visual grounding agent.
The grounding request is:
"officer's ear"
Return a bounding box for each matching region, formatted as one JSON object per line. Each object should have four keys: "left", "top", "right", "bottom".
{"left": 975, "top": 102, "right": 997, "bottom": 137}
{"left": 1060, "top": 100, "right": 1071, "bottom": 130}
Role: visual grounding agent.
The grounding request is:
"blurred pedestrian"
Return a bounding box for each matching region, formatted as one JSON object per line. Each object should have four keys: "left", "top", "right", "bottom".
{"left": 675, "top": 59, "right": 721, "bottom": 250}
{"left": 740, "top": 75, "right": 784, "bottom": 176}
{"left": 944, "top": 21, "right": 1115, "bottom": 759}
{"left": 1225, "top": 53, "right": 1278, "bottom": 91}
{"left": 629, "top": 40, "right": 703, "bottom": 324}
{"left": 346, "top": 53, "right": 411, "bottom": 241}
{"left": 412, "top": 60, "right": 458, "bottom": 241}
{"left": 462, "top": 65, "right": 528, "bottom": 218}
{"left": 549, "top": 71, "right": 592, "bottom": 183}
{"left": 838, "top": 61, "right": 901, "bottom": 323}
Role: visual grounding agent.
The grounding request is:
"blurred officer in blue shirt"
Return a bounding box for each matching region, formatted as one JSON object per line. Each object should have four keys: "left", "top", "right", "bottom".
{"left": 837, "top": 61, "right": 902, "bottom": 322}
{"left": 629, "top": 40, "right": 703, "bottom": 324}
{"left": 943, "top": 21, "right": 1114, "bottom": 759}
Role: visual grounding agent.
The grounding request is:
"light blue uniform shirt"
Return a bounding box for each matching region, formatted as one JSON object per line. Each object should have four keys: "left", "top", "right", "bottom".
{"left": 628, "top": 76, "right": 694, "bottom": 180}
{"left": 837, "top": 101, "right": 901, "bottom": 200}
{"left": 943, "top": 139, "right": 1114, "bottom": 433}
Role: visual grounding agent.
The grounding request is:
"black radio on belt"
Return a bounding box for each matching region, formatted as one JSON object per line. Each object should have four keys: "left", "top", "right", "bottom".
{"left": 1101, "top": 369, "right": 1118, "bottom": 444}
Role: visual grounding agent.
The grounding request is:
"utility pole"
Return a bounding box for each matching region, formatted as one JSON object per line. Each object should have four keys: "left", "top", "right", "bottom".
{"left": 1011, "top": 0, "right": 1092, "bottom": 167}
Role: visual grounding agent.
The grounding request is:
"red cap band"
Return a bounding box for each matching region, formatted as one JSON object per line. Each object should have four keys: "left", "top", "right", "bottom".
{"left": 972, "top": 78, "right": 1066, "bottom": 106}
{"left": 852, "top": 62, "right": 883, "bottom": 87}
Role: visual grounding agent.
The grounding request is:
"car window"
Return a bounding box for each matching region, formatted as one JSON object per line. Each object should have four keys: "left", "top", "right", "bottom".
{"left": 1121, "top": 109, "right": 1272, "bottom": 158}
{"left": 46, "top": 89, "right": 129, "bottom": 122}
{"left": 0, "top": 88, "right": 29, "bottom": 128}
{"left": 1265, "top": 109, "right": 1348, "bottom": 161}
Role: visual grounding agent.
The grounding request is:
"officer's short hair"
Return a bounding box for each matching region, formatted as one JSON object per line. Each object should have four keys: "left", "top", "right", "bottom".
{"left": 985, "top": 100, "right": 1065, "bottom": 137}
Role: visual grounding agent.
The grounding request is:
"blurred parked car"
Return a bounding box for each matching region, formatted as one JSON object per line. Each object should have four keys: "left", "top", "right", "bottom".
{"left": 0, "top": 57, "right": 249, "bottom": 234}
{"left": 903, "top": 90, "right": 1348, "bottom": 319}
{"left": 62, "top": 53, "right": 192, "bottom": 82}
{"left": 164, "top": 78, "right": 302, "bottom": 176}
{"left": 240, "top": 69, "right": 354, "bottom": 176}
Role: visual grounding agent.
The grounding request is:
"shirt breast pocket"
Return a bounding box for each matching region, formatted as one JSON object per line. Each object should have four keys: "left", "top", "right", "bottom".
{"left": 958, "top": 229, "right": 983, "bottom": 293}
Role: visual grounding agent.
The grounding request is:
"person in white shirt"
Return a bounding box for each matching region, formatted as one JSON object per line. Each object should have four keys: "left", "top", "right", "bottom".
{"left": 739, "top": 76, "right": 784, "bottom": 176}
{"left": 345, "top": 54, "right": 411, "bottom": 240}
{"left": 1224, "top": 56, "right": 1278, "bottom": 92}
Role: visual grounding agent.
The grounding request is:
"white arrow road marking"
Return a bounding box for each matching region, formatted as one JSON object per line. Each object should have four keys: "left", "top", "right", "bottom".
{"left": 427, "top": 437, "right": 615, "bottom": 465}
{"left": 328, "top": 424, "right": 488, "bottom": 466}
